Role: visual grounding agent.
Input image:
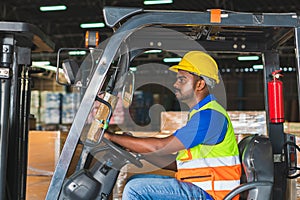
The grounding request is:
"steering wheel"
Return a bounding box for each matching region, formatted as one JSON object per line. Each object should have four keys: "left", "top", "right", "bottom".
{"left": 102, "top": 137, "right": 143, "bottom": 168}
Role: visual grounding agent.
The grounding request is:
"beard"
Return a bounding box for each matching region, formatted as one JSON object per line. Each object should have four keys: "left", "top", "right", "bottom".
{"left": 175, "top": 88, "right": 195, "bottom": 103}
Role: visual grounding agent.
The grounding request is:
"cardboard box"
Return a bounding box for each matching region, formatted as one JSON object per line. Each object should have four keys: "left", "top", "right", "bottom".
{"left": 27, "top": 131, "right": 61, "bottom": 176}
{"left": 86, "top": 92, "right": 118, "bottom": 142}
{"left": 160, "top": 111, "right": 188, "bottom": 134}
{"left": 284, "top": 122, "right": 300, "bottom": 136}
{"left": 160, "top": 111, "right": 267, "bottom": 136}
{"left": 26, "top": 176, "right": 52, "bottom": 200}
{"left": 228, "top": 111, "right": 267, "bottom": 135}
{"left": 26, "top": 131, "right": 82, "bottom": 199}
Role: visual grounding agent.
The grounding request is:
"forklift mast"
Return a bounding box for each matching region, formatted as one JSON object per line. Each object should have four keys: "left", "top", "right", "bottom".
{"left": 0, "top": 22, "right": 54, "bottom": 200}
{"left": 46, "top": 7, "right": 300, "bottom": 200}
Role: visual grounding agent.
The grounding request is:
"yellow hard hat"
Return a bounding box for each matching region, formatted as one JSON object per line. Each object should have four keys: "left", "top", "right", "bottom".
{"left": 169, "top": 51, "right": 220, "bottom": 84}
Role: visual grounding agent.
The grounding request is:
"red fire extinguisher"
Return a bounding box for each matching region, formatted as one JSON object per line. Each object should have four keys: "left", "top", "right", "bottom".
{"left": 268, "top": 70, "right": 284, "bottom": 123}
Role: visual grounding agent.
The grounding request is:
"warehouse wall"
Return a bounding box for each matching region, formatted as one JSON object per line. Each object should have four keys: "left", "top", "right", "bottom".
{"left": 29, "top": 68, "right": 299, "bottom": 131}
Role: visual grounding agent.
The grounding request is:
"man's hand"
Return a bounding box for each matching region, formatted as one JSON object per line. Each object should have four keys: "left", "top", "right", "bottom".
{"left": 104, "top": 131, "right": 113, "bottom": 140}
{"left": 104, "top": 131, "right": 133, "bottom": 152}
{"left": 104, "top": 131, "right": 132, "bottom": 140}
{"left": 104, "top": 131, "right": 181, "bottom": 170}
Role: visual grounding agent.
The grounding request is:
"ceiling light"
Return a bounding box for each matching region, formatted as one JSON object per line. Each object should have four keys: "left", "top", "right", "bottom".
{"left": 237, "top": 56, "right": 260, "bottom": 61}
{"left": 163, "top": 58, "right": 181, "bottom": 63}
{"left": 32, "top": 61, "right": 63, "bottom": 73}
{"left": 40, "top": 5, "right": 67, "bottom": 12}
{"left": 32, "top": 61, "right": 50, "bottom": 66}
{"left": 144, "top": 50, "right": 162, "bottom": 54}
{"left": 68, "top": 51, "right": 87, "bottom": 56}
{"left": 144, "top": 0, "right": 173, "bottom": 5}
{"left": 80, "top": 23, "right": 105, "bottom": 28}
{"left": 252, "top": 64, "right": 263, "bottom": 70}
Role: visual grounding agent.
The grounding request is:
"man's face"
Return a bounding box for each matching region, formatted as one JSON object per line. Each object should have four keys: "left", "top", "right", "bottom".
{"left": 173, "top": 70, "right": 196, "bottom": 103}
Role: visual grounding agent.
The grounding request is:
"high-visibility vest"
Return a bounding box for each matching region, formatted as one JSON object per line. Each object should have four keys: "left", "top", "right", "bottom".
{"left": 175, "top": 100, "right": 241, "bottom": 200}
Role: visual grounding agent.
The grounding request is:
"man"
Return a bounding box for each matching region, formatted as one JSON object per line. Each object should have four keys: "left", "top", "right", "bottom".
{"left": 105, "top": 51, "right": 241, "bottom": 200}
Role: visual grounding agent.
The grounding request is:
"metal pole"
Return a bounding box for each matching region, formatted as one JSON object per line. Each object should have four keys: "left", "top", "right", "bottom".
{"left": 6, "top": 45, "right": 21, "bottom": 200}
{"left": 262, "top": 51, "right": 287, "bottom": 200}
{"left": 294, "top": 27, "right": 300, "bottom": 121}
{"left": 18, "top": 66, "right": 31, "bottom": 199}
{"left": 0, "top": 37, "right": 13, "bottom": 200}
{"left": 0, "top": 80, "right": 11, "bottom": 200}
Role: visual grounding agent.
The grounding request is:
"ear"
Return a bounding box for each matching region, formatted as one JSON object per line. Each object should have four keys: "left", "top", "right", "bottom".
{"left": 195, "top": 79, "right": 206, "bottom": 91}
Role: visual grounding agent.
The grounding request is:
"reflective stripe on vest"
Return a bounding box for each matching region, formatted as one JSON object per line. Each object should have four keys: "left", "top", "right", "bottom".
{"left": 177, "top": 155, "right": 240, "bottom": 169}
{"left": 175, "top": 100, "right": 241, "bottom": 200}
{"left": 193, "top": 180, "right": 241, "bottom": 191}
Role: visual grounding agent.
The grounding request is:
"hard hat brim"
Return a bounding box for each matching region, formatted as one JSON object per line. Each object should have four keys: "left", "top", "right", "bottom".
{"left": 169, "top": 64, "right": 199, "bottom": 75}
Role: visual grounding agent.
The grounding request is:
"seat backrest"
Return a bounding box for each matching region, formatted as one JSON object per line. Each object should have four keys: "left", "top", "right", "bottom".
{"left": 238, "top": 134, "right": 274, "bottom": 199}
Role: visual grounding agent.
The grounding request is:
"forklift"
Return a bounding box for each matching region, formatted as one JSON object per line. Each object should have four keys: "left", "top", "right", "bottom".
{"left": 46, "top": 7, "right": 300, "bottom": 200}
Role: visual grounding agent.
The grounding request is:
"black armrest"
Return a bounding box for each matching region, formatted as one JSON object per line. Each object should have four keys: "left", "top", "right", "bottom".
{"left": 223, "top": 181, "right": 273, "bottom": 200}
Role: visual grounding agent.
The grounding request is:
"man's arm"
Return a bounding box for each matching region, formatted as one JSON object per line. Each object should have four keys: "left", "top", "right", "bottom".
{"left": 142, "top": 154, "right": 177, "bottom": 171}
{"left": 104, "top": 132, "right": 184, "bottom": 156}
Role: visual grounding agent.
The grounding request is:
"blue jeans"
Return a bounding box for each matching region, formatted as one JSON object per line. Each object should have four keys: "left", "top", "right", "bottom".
{"left": 122, "top": 174, "right": 213, "bottom": 200}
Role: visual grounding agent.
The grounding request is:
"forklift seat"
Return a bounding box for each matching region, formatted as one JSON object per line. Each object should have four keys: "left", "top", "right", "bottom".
{"left": 224, "top": 135, "right": 274, "bottom": 200}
